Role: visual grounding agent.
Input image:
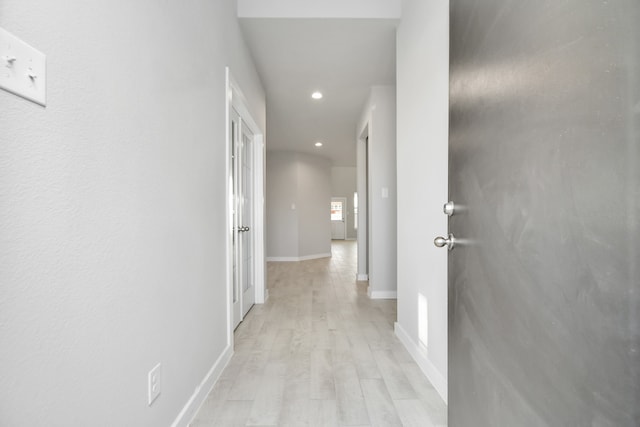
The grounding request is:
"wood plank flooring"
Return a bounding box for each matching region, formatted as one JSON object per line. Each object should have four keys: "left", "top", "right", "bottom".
{"left": 190, "top": 241, "right": 447, "bottom": 427}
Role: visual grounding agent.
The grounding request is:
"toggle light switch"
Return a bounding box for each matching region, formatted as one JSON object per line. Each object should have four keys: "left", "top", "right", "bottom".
{"left": 0, "top": 27, "right": 46, "bottom": 106}
{"left": 3, "top": 55, "right": 16, "bottom": 66}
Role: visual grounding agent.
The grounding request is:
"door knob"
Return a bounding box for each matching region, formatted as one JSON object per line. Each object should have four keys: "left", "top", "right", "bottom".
{"left": 434, "top": 233, "right": 456, "bottom": 250}
{"left": 443, "top": 201, "right": 455, "bottom": 216}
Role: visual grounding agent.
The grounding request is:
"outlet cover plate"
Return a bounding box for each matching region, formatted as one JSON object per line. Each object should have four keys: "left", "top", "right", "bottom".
{"left": 0, "top": 27, "right": 46, "bottom": 106}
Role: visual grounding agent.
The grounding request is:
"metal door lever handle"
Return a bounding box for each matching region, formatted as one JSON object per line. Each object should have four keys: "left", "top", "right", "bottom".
{"left": 237, "top": 226, "right": 250, "bottom": 232}
{"left": 434, "top": 233, "right": 456, "bottom": 250}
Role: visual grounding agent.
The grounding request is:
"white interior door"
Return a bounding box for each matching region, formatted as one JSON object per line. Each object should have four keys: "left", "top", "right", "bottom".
{"left": 239, "top": 121, "right": 255, "bottom": 316}
{"left": 227, "top": 68, "right": 265, "bottom": 335}
{"left": 230, "top": 109, "right": 242, "bottom": 329}
{"left": 231, "top": 108, "right": 256, "bottom": 328}
{"left": 331, "top": 197, "right": 347, "bottom": 240}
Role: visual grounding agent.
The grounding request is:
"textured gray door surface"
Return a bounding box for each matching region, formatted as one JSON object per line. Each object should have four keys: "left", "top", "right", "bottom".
{"left": 448, "top": 1, "right": 639, "bottom": 425}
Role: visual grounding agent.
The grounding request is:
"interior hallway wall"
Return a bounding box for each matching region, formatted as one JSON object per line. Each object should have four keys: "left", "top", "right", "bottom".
{"left": 394, "top": 0, "right": 449, "bottom": 401}
{"left": 358, "top": 86, "right": 397, "bottom": 298}
{"left": 0, "top": 1, "right": 265, "bottom": 426}
{"left": 266, "top": 151, "right": 331, "bottom": 260}
{"left": 265, "top": 152, "right": 300, "bottom": 258}
{"left": 297, "top": 154, "right": 332, "bottom": 258}
{"left": 331, "top": 166, "right": 358, "bottom": 240}
{"left": 238, "top": 0, "right": 402, "bottom": 19}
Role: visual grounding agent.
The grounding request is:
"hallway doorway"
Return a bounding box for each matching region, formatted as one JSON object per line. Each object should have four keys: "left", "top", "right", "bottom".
{"left": 227, "top": 68, "right": 266, "bottom": 332}
{"left": 230, "top": 107, "right": 256, "bottom": 327}
{"left": 330, "top": 197, "right": 347, "bottom": 240}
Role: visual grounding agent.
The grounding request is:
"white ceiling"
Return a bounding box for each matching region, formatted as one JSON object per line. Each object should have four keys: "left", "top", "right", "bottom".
{"left": 239, "top": 18, "right": 398, "bottom": 166}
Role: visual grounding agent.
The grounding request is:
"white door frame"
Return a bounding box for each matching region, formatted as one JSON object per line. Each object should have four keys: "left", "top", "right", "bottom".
{"left": 356, "top": 125, "right": 369, "bottom": 281}
{"left": 225, "top": 67, "right": 266, "bottom": 345}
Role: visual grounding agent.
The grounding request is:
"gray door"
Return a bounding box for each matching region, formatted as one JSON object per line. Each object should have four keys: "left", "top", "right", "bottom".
{"left": 448, "top": 1, "right": 640, "bottom": 425}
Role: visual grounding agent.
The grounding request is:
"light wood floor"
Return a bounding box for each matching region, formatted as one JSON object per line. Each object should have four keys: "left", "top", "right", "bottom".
{"left": 191, "top": 241, "right": 447, "bottom": 427}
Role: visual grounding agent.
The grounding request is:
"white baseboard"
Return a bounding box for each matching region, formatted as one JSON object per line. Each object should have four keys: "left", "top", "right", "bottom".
{"left": 394, "top": 322, "right": 448, "bottom": 404}
{"left": 266, "top": 253, "right": 331, "bottom": 262}
{"left": 171, "top": 344, "right": 233, "bottom": 427}
{"left": 368, "top": 289, "right": 397, "bottom": 299}
{"left": 356, "top": 273, "right": 369, "bottom": 281}
{"left": 300, "top": 253, "right": 331, "bottom": 261}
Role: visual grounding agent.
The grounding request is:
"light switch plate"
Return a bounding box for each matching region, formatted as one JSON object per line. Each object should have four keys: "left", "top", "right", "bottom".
{"left": 0, "top": 27, "right": 46, "bottom": 106}
{"left": 148, "top": 363, "right": 162, "bottom": 406}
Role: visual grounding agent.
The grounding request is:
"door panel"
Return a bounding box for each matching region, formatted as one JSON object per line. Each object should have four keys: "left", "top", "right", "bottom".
{"left": 240, "top": 122, "right": 255, "bottom": 316}
{"left": 231, "top": 109, "right": 242, "bottom": 329}
{"left": 449, "top": 1, "right": 640, "bottom": 425}
{"left": 231, "top": 108, "right": 256, "bottom": 328}
{"left": 331, "top": 197, "right": 347, "bottom": 240}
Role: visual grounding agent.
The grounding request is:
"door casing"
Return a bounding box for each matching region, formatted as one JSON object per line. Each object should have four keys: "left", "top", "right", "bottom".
{"left": 225, "top": 68, "right": 266, "bottom": 341}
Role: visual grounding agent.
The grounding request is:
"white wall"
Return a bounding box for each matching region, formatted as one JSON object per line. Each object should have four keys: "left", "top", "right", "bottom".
{"left": 265, "top": 152, "right": 300, "bottom": 258}
{"left": 395, "top": 0, "right": 449, "bottom": 402}
{"left": 297, "top": 154, "right": 332, "bottom": 257}
{"left": 266, "top": 151, "right": 331, "bottom": 260}
{"left": 238, "top": 0, "right": 401, "bottom": 18}
{"left": 0, "top": 2, "right": 265, "bottom": 426}
{"left": 331, "top": 166, "right": 358, "bottom": 240}
{"left": 357, "top": 86, "right": 397, "bottom": 298}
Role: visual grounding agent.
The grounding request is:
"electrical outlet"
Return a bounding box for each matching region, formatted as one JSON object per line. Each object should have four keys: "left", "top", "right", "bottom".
{"left": 148, "top": 363, "right": 162, "bottom": 406}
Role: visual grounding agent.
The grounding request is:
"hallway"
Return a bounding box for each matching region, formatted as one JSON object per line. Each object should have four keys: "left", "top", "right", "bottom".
{"left": 191, "top": 241, "right": 447, "bottom": 426}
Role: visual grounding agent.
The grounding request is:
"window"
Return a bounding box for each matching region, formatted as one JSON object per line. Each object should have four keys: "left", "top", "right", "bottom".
{"left": 330, "top": 201, "right": 344, "bottom": 221}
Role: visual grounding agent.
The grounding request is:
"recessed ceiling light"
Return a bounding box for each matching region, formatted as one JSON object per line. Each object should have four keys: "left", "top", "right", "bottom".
{"left": 311, "top": 91, "right": 323, "bottom": 100}
{"left": 315, "top": 142, "right": 323, "bottom": 147}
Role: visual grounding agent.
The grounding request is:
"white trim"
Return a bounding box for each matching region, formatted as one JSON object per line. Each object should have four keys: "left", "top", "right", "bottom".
{"left": 299, "top": 253, "right": 331, "bottom": 261}
{"left": 367, "top": 289, "right": 397, "bottom": 299}
{"left": 225, "top": 67, "right": 234, "bottom": 345}
{"left": 345, "top": 237, "right": 357, "bottom": 241}
{"left": 356, "top": 123, "right": 369, "bottom": 285}
{"left": 253, "top": 133, "right": 266, "bottom": 304}
{"left": 394, "top": 322, "right": 448, "bottom": 404}
{"left": 171, "top": 345, "right": 233, "bottom": 427}
{"left": 356, "top": 273, "right": 369, "bottom": 281}
{"left": 266, "top": 253, "right": 331, "bottom": 262}
{"left": 229, "top": 76, "right": 260, "bottom": 134}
